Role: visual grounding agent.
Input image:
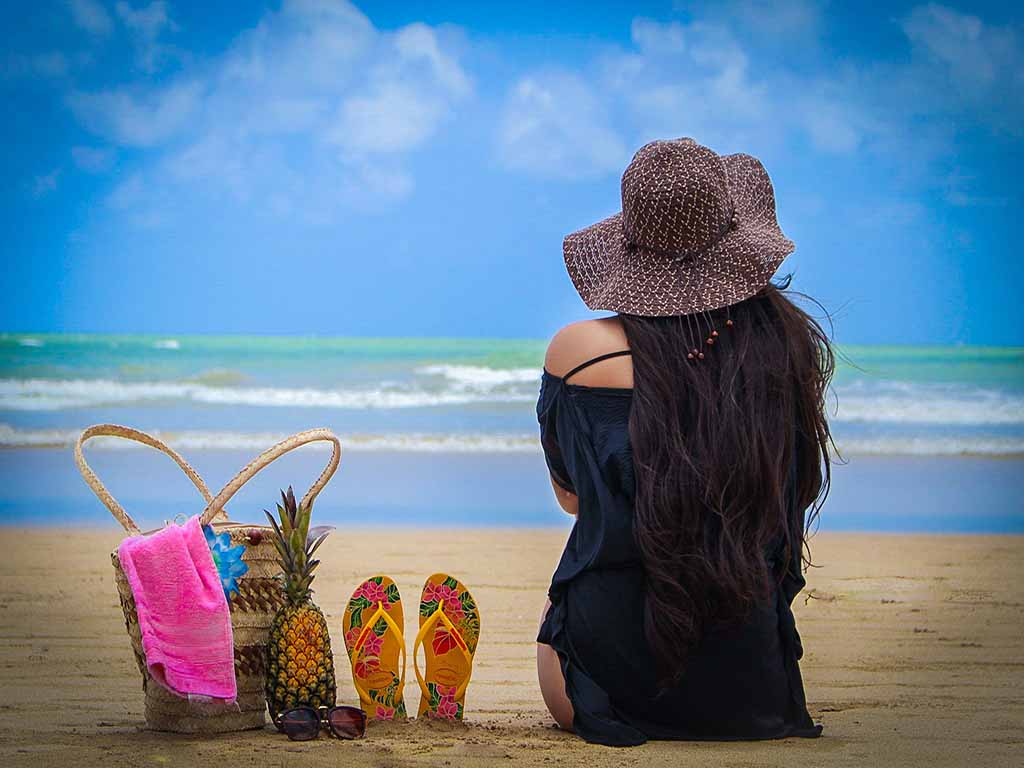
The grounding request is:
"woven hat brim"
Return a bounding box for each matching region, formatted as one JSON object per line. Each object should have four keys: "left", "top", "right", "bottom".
{"left": 562, "top": 153, "right": 794, "bottom": 317}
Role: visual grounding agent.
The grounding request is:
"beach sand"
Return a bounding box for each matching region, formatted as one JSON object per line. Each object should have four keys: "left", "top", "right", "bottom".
{"left": 1, "top": 529, "right": 1021, "bottom": 767}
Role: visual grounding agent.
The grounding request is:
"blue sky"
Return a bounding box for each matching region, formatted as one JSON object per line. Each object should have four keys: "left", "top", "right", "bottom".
{"left": 2, "top": 0, "right": 1021, "bottom": 344}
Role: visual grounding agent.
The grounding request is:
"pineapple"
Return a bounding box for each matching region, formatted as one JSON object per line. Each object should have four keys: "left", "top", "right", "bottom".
{"left": 265, "top": 486, "right": 336, "bottom": 721}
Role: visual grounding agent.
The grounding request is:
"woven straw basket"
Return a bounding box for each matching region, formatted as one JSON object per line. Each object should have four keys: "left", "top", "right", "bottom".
{"left": 75, "top": 424, "right": 341, "bottom": 734}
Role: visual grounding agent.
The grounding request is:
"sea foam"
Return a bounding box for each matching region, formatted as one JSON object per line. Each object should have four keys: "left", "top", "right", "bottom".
{"left": 417, "top": 364, "right": 541, "bottom": 389}
{"left": 1, "top": 424, "right": 1022, "bottom": 457}
{"left": 0, "top": 377, "right": 536, "bottom": 411}
{"left": 2, "top": 374, "right": 1021, "bottom": 428}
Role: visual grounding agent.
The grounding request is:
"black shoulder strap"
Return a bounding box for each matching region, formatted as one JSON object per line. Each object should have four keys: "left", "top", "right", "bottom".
{"left": 562, "top": 350, "right": 632, "bottom": 383}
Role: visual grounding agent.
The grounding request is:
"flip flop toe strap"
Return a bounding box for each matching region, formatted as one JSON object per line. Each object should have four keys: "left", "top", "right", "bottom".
{"left": 413, "top": 599, "right": 474, "bottom": 703}
{"left": 353, "top": 601, "right": 407, "bottom": 700}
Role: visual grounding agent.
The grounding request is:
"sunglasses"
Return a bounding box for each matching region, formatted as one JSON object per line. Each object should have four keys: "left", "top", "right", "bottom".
{"left": 275, "top": 705, "right": 367, "bottom": 741}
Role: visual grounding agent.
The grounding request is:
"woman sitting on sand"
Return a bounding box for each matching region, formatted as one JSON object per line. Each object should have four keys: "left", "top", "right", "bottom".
{"left": 535, "top": 138, "right": 832, "bottom": 746}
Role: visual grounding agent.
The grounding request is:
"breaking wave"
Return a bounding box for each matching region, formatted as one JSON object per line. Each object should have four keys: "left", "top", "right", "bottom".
{"left": 2, "top": 424, "right": 1022, "bottom": 457}
{"left": 1, "top": 373, "right": 1021, "bottom": 428}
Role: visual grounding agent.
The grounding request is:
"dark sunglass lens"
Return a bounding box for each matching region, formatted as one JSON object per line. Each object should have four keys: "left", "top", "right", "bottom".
{"left": 279, "top": 708, "right": 320, "bottom": 741}
{"left": 328, "top": 707, "right": 367, "bottom": 739}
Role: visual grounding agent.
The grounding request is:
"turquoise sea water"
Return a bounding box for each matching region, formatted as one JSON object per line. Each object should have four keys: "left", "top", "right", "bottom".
{"left": 0, "top": 334, "right": 1022, "bottom": 532}
{"left": 1, "top": 334, "right": 1022, "bottom": 456}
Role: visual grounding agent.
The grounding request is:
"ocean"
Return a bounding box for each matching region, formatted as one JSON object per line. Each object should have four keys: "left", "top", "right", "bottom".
{"left": 1, "top": 334, "right": 1022, "bottom": 532}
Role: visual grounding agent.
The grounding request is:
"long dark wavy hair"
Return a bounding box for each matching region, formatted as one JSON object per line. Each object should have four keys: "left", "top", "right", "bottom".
{"left": 619, "top": 277, "right": 834, "bottom": 685}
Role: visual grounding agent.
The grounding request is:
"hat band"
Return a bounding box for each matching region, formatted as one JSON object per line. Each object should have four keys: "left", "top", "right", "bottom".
{"left": 622, "top": 205, "right": 738, "bottom": 265}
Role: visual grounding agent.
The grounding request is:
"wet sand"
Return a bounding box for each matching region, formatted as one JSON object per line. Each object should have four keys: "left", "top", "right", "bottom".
{"left": 0, "top": 529, "right": 1021, "bottom": 767}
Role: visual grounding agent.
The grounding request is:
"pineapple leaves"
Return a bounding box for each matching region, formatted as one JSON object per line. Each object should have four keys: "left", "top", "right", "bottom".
{"left": 307, "top": 525, "right": 334, "bottom": 558}
{"left": 307, "top": 525, "right": 334, "bottom": 542}
{"left": 264, "top": 510, "right": 293, "bottom": 568}
{"left": 277, "top": 503, "right": 293, "bottom": 539}
{"left": 307, "top": 535, "right": 329, "bottom": 560}
{"left": 290, "top": 528, "right": 306, "bottom": 568}
{"left": 298, "top": 497, "right": 312, "bottom": 534}
{"left": 264, "top": 508, "right": 283, "bottom": 539}
{"left": 284, "top": 486, "right": 298, "bottom": 518}
{"left": 267, "top": 487, "right": 326, "bottom": 606}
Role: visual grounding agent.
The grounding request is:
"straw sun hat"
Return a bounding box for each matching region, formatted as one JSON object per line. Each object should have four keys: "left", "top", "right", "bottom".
{"left": 563, "top": 137, "right": 793, "bottom": 317}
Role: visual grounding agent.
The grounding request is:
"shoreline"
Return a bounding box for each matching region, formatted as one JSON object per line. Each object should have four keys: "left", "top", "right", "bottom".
{"left": 1, "top": 523, "right": 1022, "bottom": 537}
{"left": 1, "top": 449, "right": 1022, "bottom": 533}
{"left": 3, "top": 433, "right": 1024, "bottom": 459}
{"left": 4, "top": 445, "right": 1024, "bottom": 460}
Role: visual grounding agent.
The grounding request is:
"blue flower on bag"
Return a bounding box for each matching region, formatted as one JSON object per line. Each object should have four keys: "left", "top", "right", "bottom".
{"left": 203, "top": 525, "right": 249, "bottom": 600}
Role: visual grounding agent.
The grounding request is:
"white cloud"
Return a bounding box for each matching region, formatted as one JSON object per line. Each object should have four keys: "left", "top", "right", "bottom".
{"left": 904, "top": 4, "right": 988, "bottom": 81}
{"left": 721, "top": 0, "right": 822, "bottom": 41}
{"left": 106, "top": 172, "right": 145, "bottom": 209}
{"left": 331, "top": 83, "right": 445, "bottom": 155}
{"left": 497, "top": 10, "right": 910, "bottom": 179}
{"left": 115, "top": 1, "right": 173, "bottom": 39}
{"left": 324, "top": 23, "right": 470, "bottom": 156}
{"left": 901, "top": 3, "right": 1023, "bottom": 132}
{"left": 393, "top": 23, "right": 471, "bottom": 98}
{"left": 71, "top": 145, "right": 117, "bottom": 172}
{"left": 30, "top": 169, "right": 61, "bottom": 197}
{"left": 497, "top": 73, "right": 628, "bottom": 179}
{"left": 800, "top": 102, "right": 860, "bottom": 154}
{"left": 66, "top": 0, "right": 471, "bottom": 217}
{"left": 103, "top": 172, "right": 169, "bottom": 228}
{"left": 604, "top": 19, "right": 794, "bottom": 153}
{"left": 496, "top": 3, "right": 1019, "bottom": 186}
{"left": 251, "top": 98, "right": 327, "bottom": 134}
{"left": 630, "top": 18, "right": 685, "bottom": 55}
{"left": 68, "top": 0, "right": 113, "bottom": 36}
{"left": 2, "top": 51, "right": 68, "bottom": 79}
{"left": 344, "top": 160, "right": 414, "bottom": 206}
{"left": 34, "top": 51, "right": 69, "bottom": 77}
{"left": 115, "top": 1, "right": 178, "bottom": 73}
{"left": 620, "top": 18, "right": 875, "bottom": 156}
{"left": 217, "top": 0, "right": 375, "bottom": 94}
{"left": 788, "top": 72, "right": 878, "bottom": 155}
{"left": 68, "top": 80, "right": 203, "bottom": 146}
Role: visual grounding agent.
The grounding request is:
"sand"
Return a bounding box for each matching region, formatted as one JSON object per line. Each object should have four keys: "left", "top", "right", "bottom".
{"left": 0, "top": 528, "right": 1021, "bottom": 767}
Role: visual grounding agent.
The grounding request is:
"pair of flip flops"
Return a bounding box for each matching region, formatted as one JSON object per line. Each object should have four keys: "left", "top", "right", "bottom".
{"left": 342, "top": 573, "right": 480, "bottom": 722}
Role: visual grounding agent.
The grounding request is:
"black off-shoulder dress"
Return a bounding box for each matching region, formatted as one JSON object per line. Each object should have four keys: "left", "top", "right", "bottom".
{"left": 536, "top": 353, "right": 822, "bottom": 747}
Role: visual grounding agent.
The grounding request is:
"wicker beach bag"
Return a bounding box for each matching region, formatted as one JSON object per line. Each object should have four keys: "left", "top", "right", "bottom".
{"left": 74, "top": 424, "right": 341, "bottom": 734}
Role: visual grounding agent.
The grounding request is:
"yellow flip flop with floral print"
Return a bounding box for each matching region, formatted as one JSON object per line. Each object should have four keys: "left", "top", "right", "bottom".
{"left": 343, "top": 575, "right": 407, "bottom": 721}
{"left": 413, "top": 573, "right": 480, "bottom": 720}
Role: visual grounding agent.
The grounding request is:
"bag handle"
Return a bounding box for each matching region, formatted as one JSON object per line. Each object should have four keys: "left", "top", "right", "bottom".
{"left": 75, "top": 424, "right": 214, "bottom": 536}
{"left": 199, "top": 428, "right": 341, "bottom": 526}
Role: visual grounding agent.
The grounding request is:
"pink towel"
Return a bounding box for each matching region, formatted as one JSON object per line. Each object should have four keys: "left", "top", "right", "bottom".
{"left": 118, "top": 516, "right": 236, "bottom": 700}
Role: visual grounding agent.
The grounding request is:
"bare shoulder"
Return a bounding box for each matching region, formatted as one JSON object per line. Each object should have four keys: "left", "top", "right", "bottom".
{"left": 545, "top": 317, "right": 633, "bottom": 388}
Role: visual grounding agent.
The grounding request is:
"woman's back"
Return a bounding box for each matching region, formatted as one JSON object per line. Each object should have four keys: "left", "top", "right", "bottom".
{"left": 537, "top": 315, "right": 823, "bottom": 745}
